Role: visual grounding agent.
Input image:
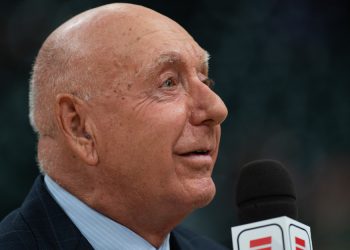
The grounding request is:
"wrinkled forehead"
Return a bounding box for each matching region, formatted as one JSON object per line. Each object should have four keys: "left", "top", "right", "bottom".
{"left": 132, "top": 31, "right": 206, "bottom": 64}
{"left": 87, "top": 14, "right": 209, "bottom": 85}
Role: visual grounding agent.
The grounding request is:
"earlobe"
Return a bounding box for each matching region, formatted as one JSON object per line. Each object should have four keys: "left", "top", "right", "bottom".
{"left": 55, "top": 94, "right": 99, "bottom": 166}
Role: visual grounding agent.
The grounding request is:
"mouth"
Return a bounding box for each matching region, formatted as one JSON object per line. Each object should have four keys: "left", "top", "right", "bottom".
{"left": 179, "top": 150, "right": 211, "bottom": 156}
{"left": 175, "top": 148, "right": 214, "bottom": 169}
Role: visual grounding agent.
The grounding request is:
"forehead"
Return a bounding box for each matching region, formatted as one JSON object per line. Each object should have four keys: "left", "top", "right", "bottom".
{"left": 132, "top": 32, "right": 209, "bottom": 72}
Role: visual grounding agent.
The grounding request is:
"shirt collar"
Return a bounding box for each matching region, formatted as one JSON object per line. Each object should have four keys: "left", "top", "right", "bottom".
{"left": 44, "top": 175, "right": 170, "bottom": 250}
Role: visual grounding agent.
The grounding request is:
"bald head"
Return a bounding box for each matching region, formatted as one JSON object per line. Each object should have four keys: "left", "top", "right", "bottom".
{"left": 29, "top": 3, "right": 194, "bottom": 137}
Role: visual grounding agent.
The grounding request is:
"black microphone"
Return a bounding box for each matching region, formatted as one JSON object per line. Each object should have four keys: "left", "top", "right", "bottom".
{"left": 231, "top": 160, "right": 313, "bottom": 250}
{"left": 236, "top": 159, "right": 297, "bottom": 224}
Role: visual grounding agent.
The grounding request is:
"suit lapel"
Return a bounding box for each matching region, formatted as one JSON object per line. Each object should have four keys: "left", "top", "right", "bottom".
{"left": 20, "top": 175, "right": 93, "bottom": 250}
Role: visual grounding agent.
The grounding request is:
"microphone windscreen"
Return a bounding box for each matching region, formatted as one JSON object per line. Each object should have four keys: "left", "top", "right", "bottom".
{"left": 236, "top": 159, "right": 297, "bottom": 224}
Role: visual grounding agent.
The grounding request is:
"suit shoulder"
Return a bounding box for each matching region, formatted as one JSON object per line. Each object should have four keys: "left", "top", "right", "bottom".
{"left": 173, "top": 226, "right": 229, "bottom": 250}
{"left": 0, "top": 209, "right": 37, "bottom": 249}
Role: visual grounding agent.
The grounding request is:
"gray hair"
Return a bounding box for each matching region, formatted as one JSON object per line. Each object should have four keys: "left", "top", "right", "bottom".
{"left": 28, "top": 37, "right": 94, "bottom": 137}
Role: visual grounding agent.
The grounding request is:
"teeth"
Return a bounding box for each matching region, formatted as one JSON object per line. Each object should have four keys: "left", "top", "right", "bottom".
{"left": 195, "top": 150, "right": 207, "bottom": 153}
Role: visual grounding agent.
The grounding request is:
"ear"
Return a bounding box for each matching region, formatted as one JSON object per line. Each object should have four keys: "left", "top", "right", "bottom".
{"left": 55, "top": 93, "right": 99, "bottom": 166}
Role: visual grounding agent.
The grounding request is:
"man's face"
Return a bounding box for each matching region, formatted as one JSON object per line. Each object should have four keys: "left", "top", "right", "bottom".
{"left": 88, "top": 17, "right": 228, "bottom": 211}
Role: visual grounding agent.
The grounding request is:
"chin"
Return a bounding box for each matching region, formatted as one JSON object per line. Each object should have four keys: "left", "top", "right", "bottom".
{"left": 186, "top": 177, "right": 216, "bottom": 209}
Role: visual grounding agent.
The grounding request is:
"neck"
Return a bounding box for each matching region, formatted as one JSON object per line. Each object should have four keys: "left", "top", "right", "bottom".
{"left": 48, "top": 171, "right": 190, "bottom": 247}
{"left": 89, "top": 188, "right": 190, "bottom": 247}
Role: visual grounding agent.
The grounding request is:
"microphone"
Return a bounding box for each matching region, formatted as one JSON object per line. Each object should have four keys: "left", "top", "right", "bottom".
{"left": 231, "top": 160, "right": 313, "bottom": 250}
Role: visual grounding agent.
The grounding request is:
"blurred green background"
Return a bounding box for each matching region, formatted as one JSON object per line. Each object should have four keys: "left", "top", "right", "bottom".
{"left": 1, "top": 0, "right": 349, "bottom": 249}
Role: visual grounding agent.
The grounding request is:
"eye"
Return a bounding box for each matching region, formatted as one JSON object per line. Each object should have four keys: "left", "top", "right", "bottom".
{"left": 161, "top": 78, "right": 177, "bottom": 88}
{"left": 202, "top": 78, "right": 215, "bottom": 89}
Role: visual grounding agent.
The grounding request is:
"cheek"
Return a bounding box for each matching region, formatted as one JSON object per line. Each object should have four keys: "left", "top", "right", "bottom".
{"left": 133, "top": 100, "right": 189, "bottom": 149}
{"left": 96, "top": 98, "right": 189, "bottom": 180}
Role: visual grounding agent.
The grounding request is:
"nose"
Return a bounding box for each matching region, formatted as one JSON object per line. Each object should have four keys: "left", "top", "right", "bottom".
{"left": 189, "top": 79, "right": 228, "bottom": 126}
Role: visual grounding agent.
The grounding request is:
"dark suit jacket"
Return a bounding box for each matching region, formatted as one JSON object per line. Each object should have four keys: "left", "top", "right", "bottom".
{"left": 0, "top": 176, "right": 229, "bottom": 250}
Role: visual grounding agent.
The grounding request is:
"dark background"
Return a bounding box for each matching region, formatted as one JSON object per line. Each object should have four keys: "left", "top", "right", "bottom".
{"left": 1, "top": 0, "right": 350, "bottom": 249}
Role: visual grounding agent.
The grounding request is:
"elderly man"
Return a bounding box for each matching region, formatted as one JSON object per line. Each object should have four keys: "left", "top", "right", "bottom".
{"left": 0, "top": 3, "right": 228, "bottom": 250}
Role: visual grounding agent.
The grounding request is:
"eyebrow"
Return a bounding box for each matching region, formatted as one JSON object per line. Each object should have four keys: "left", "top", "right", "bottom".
{"left": 154, "top": 50, "right": 210, "bottom": 72}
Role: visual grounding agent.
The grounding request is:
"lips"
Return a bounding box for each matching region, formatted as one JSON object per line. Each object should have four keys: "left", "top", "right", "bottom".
{"left": 175, "top": 147, "right": 215, "bottom": 169}
{"left": 179, "top": 149, "right": 210, "bottom": 156}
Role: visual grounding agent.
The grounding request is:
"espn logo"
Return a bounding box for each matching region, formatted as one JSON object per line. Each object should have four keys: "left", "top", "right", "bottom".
{"left": 249, "top": 236, "right": 306, "bottom": 250}
{"left": 232, "top": 217, "right": 312, "bottom": 250}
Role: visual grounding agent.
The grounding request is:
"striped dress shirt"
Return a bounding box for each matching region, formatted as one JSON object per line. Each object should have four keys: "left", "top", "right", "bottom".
{"left": 44, "top": 175, "right": 170, "bottom": 250}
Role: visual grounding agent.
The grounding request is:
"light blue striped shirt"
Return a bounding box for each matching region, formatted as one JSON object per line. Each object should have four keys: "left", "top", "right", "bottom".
{"left": 44, "top": 175, "right": 170, "bottom": 250}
